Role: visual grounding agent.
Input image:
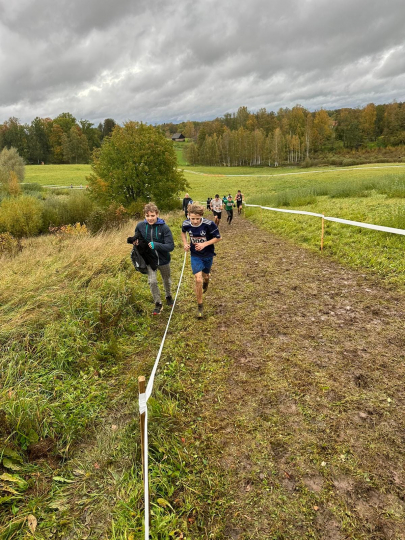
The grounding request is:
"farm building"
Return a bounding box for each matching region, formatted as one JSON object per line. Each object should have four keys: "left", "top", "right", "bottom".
{"left": 171, "top": 133, "right": 185, "bottom": 142}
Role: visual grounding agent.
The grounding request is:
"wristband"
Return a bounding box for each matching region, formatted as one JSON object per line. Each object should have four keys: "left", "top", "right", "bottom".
{"left": 150, "top": 242, "right": 154, "bottom": 249}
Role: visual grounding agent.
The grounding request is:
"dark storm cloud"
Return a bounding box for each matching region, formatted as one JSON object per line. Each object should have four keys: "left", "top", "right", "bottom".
{"left": 0, "top": 0, "right": 404, "bottom": 124}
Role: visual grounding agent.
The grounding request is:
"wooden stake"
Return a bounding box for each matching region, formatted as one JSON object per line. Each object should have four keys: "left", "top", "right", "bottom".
{"left": 321, "top": 214, "right": 325, "bottom": 252}
{"left": 138, "top": 376, "right": 146, "bottom": 479}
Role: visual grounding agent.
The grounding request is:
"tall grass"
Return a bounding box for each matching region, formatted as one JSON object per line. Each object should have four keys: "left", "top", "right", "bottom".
{"left": 250, "top": 174, "right": 405, "bottom": 210}
{"left": 0, "top": 225, "right": 146, "bottom": 451}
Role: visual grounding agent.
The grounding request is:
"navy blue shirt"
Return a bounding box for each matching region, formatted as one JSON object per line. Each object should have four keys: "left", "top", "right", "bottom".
{"left": 182, "top": 218, "right": 221, "bottom": 258}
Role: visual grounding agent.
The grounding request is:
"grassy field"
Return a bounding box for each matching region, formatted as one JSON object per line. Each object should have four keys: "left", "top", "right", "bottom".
{"left": 182, "top": 164, "right": 405, "bottom": 200}
{"left": 25, "top": 164, "right": 91, "bottom": 186}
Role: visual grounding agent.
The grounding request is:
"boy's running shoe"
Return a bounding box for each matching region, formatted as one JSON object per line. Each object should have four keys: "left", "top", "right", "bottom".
{"left": 203, "top": 280, "right": 209, "bottom": 293}
{"left": 166, "top": 296, "right": 174, "bottom": 306}
{"left": 197, "top": 304, "right": 203, "bottom": 318}
{"left": 152, "top": 303, "right": 163, "bottom": 315}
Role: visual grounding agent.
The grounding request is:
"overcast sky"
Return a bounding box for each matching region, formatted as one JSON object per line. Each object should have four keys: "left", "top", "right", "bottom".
{"left": 1, "top": 0, "right": 404, "bottom": 126}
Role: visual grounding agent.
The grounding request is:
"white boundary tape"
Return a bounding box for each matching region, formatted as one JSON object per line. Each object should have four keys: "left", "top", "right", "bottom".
{"left": 139, "top": 251, "right": 188, "bottom": 540}
{"left": 245, "top": 204, "right": 405, "bottom": 236}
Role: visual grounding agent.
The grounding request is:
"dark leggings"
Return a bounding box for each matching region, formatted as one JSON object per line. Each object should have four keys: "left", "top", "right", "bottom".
{"left": 227, "top": 209, "right": 233, "bottom": 224}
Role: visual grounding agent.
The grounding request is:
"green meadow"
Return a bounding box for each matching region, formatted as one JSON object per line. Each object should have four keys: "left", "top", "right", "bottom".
{"left": 25, "top": 164, "right": 91, "bottom": 186}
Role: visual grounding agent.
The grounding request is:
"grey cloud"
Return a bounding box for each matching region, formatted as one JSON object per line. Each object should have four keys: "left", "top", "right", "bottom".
{"left": 0, "top": 0, "right": 405, "bottom": 125}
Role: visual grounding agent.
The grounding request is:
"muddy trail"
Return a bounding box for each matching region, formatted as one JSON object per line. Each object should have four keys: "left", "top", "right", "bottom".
{"left": 182, "top": 214, "right": 405, "bottom": 539}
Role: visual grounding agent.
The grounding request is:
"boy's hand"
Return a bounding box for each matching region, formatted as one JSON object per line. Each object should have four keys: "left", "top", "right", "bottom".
{"left": 183, "top": 244, "right": 190, "bottom": 252}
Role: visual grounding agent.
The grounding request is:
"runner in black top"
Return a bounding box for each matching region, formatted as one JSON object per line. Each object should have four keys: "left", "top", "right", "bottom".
{"left": 235, "top": 190, "right": 244, "bottom": 215}
{"left": 182, "top": 193, "right": 193, "bottom": 218}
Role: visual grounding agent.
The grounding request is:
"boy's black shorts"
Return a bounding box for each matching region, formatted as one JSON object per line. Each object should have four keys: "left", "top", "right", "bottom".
{"left": 237, "top": 200, "right": 242, "bottom": 207}
{"left": 213, "top": 211, "right": 222, "bottom": 219}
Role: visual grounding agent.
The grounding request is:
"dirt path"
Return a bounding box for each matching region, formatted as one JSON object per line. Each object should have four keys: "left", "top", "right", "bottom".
{"left": 181, "top": 214, "right": 405, "bottom": 539}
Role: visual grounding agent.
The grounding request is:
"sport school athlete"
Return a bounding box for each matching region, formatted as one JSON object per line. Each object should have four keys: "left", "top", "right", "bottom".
{"left": 235, "top": 190, "right": 244, "bottom": 214}
{"left": 181, "top": 204, "right": 221, "bottom": 318}
{"left": 210, "top": 195, "right": 223, "bottom": 226}
{"left": 224, "top": 196, "right": 235, "bottom": 224}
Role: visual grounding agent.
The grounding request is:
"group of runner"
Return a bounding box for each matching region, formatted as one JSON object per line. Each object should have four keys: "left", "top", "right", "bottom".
{"left": 208, "top": 190, "right": 244, "bottom": 225}
{"left": 130, "top": 190, "right": 244, "bottom": 319}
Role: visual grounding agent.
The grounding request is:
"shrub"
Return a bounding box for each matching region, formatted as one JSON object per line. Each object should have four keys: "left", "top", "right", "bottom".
{"left": 0, "top": 147, "right": 25, "bottom": 186}
{"left": 49, "top": 223, "right": 88, "bottom": 237}
{"left": 41, "top": 192, "right": 94, "bottom": 230}
{"left": 22, "top": 183, "right": 44, "bottom": 193}
{"left": 300, "top": 157, "right": 312, "bottom": 168}
{"left": 341, "top": 158, "right": 359, "bottom": 167}
{"left": 0, "top": 232, "right": 22, "bottom": 256}
{"left": 7, "top": 171, "right": 21, "bottom": 196}
{"left": 41, "top": 196, "right": 66, "bottom": 229}
{"left": 0, "top": 195, "right": 43, "bottom": 237}
{"left": 87, "top": 202, "right": 130, "bottom": 233}
{"left": 64, "top": 191, "right": 94, "bottom": 223}
{"left": 126, "top": 200, "right": 148, "bottom": 219}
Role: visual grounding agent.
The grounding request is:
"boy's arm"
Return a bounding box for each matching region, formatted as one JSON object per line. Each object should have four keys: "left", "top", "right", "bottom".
{"left": 153, "top": 225, "right": 174, "bottom": 253}
{"left": 181, "top": 231, "right": 190, "bottom": 251}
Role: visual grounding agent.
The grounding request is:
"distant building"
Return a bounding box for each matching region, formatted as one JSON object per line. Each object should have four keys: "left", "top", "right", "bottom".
{"left": 171, "top": 133, "right": 185, "bottom": 142}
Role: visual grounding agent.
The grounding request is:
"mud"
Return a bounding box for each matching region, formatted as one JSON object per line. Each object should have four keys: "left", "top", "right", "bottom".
{"left": 191, "top": 215, "right": 405, "bottom": 539}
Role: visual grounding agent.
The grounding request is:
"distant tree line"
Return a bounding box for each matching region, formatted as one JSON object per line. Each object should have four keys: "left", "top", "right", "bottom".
{"left": 160, "top": 102, "right": 405, "bottom": 166}
{"left": 3, "top": 101, "right": 405, "bottom": 167}
{"left": 0, "top": 114, "right": 117, "bottom": 164}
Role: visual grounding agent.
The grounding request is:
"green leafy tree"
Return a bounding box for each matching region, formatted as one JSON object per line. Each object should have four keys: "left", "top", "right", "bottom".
{"left": 53, "top": 112, "right": 77, "bottom": 133}
{"left": 0, "top": 117, "right": 28, "bottom": 159}
{"left": 102, "top": 118, "right": 116, "bottom": 139}
{"left": 184, "top": 121, "right": 195, "bottom": 139}
{"left": 336, "top": 108, "right": 362, "bottom": 149}
{"left": 185, "top": 142, "right": 199, "bottom": 165}
{"left": 79, "top": 119, "right": 101, "bottom": 151}
{"left": 236, "top": 106, "right": 250, "bottom": 128}
{"left": 361, "top": 103, "right": 377, "bottom": 142}
{"left": 312, "top": 109, "right": 333, "bottom": 150}
{"left": 27, "top": 117, "right": 52, "bottom": 163}
{"left": 49, "top": 124, "right": 65, "bottom": 163}
{"left": 62, "top": 126, "right": 90, "bottom": 163}
{"left": 88, "top": 122, "right": 187, "bottom": 209}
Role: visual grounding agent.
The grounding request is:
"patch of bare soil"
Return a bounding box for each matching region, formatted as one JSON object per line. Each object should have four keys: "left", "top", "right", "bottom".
{"left": 188, "top": 215, "right": 405, "bottom": 539}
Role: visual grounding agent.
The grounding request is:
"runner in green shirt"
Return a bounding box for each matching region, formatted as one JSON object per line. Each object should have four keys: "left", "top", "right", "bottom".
{"left": 225, "top": 195, "right": 235, "bottom": 225}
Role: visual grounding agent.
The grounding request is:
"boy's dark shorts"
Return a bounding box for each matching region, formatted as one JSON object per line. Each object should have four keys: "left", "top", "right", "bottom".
{"left": 213, "top": 211, "right": 222, "bottom": 219}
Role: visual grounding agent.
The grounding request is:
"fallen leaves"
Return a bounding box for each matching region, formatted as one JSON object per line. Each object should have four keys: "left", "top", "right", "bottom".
{"left": 28, "top": 514, "right": 37, "bottom": 534}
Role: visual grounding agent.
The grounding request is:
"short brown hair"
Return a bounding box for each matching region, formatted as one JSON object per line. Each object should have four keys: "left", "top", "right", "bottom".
{"left": 144, "top": 203, "right": 159, "bottom": 214}
{"left": 188, "top": 204, "right": 204, "bottom": 216}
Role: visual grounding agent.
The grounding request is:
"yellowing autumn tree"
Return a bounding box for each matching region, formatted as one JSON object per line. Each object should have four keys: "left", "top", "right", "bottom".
{"left": 312, "top": 109, "right": 333, "bottom": 150}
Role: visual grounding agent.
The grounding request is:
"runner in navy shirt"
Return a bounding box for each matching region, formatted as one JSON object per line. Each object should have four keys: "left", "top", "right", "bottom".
{"left": 181, "top": 204, "right": 221, "bottom": 318}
